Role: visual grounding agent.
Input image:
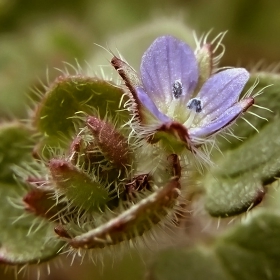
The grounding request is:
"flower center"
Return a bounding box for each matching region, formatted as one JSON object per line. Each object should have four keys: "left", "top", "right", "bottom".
{"left": 167, "top": 84, "right": 203, "bottom": 128}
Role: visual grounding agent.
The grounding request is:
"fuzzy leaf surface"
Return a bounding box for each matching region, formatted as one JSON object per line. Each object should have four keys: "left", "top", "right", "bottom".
{"left": 0, "top": 122, "right": 34, "bottom": 182}
{"left": 0, "top": 122, "right": 62, "bottom": 264}
{"left": 0, "top": 182, "right": 62, "bottom": 264}
{"left": 49, "top": 159, "right": 111, "bottom": 213}
{"left": 148, "top": 210, "right": 280, "bottom": 280}
{"left": 205, "top": 116, "right": 280, "bottom": 217}
{"left": 34, "top": 76, "right": 129, "bottom": 140}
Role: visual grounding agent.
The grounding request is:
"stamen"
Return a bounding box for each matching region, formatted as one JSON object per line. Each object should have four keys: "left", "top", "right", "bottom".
{"left": 187, "top": 98, "right": 202, "bottom": 113}
{"left": 172, "top": 80, "right": 183, "bottom": 99}
{"left": 184, "top": 110, "right": 197, "bottom": 127}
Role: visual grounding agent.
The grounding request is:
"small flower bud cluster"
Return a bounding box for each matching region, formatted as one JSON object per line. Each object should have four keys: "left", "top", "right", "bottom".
{"left": 13, "top": 32, "right": 260, "bottom": 266}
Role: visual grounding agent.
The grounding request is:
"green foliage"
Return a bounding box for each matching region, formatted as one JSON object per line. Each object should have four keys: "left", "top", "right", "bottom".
{"left": 0, "top": 123, "right": 34, "bottom": 182}
{"left": 149, "top": 209, "right": 280, "bottom": 280}
{"left": 0, "top": 181, "right": 62, "bottom": 264}
{"left": 1, "top": 8, "right": 280, "bottom": 279}
{"left": 204, "top": 119, "right": 280, "bottom": 217}
{"left": 0, "top": 123, "right": 62, "bottom": 264}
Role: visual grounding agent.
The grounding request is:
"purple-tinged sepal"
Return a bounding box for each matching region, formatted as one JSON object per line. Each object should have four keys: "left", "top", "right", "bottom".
{"left": 111, "top": 56, "right": 164, "bottom": 125}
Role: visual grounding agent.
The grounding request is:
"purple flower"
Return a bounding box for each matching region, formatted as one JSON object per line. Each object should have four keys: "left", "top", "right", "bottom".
{"left": 112, "top": 35, "right": 254, "bottom": 151}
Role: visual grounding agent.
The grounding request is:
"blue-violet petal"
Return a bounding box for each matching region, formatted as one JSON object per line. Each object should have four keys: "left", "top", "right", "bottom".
{"left": 135, "top": 87, "right": 171, "bottom": 122}
{"left": 196, "top": 68, "right": 249, "bottom": 124}
{"left": 189, "top": 98, "right": 253, "bottom": 139}
{"left": 140, "top": 36, "right": 199, "bottom": 107}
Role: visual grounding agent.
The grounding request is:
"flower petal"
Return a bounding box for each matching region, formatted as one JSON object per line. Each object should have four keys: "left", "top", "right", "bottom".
{"left": 140, "top": 36, "right": 198, "bottom": 108}
{"left": 136, "top": 87, "right": 171, "bottom": 122}
{"left": 188, "top": 98, "right": 254, "bottom": 139}
{"left": 196, "top": 68, "right": 249, "bottom": 124}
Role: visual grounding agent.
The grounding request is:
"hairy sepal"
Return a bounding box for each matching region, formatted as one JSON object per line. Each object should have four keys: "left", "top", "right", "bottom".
{"left": 111, "top": 56, "right": 160, "bottom": 125}
{"left": 49, "top": 158, "right": 111, "bottom": 213}
{"left": 87, "top": 116, "right": 132, "bottom": 169}
{"left": 34, "top": 75, "right": 129, "bottom": 144}
{"left": 195, "top": 44, "right": 212, "bottom": 91}
{"left": 23, "top": 187, "right": 60, "bottom": 221}
{"left": 55, "top": 154, "right": 182, "bottom": 250}
{"left": 64, "top": 176, "right": 180, "bottom": 249}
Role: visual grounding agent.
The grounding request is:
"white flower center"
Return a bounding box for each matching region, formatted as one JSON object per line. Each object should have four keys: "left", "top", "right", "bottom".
{"left": 164, "top": 82, "right": 204, "bottom": 129}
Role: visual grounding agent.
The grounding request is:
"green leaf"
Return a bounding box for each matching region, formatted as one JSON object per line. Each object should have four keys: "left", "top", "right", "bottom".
{"left": 204, "top": 174, "right": 264, "bottom": 218}
{"left": 0, "top": 122, "right": 34, "bottom": 183}
{"left": 34, "top": 75, "right": 129, "bottom": 140}
{"left": 215, "top": 210, "right": 280, "bottom": 280}
{"left": 205, "top": 117, "right": 280, "bottom": 217}
{"left": 147, "top": 246, "right": 229, "bottom": 280}
{"left": 148, "top": 210, "right": 280, "bottom": 280}
{"left": 0, "top": 181, "right": 62, "bottom": 265}
{"left": 0, "top": 122, "right": 62, "bottom": 264}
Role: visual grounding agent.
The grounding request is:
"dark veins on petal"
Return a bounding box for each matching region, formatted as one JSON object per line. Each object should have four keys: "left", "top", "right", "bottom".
{"left": 172, "top": 80, "right": 183, "bottom": 99}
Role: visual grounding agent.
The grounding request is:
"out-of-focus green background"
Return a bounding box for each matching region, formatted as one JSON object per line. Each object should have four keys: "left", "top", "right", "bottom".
{"left": 1, "top": 0, "right": 280, "bottom": 279}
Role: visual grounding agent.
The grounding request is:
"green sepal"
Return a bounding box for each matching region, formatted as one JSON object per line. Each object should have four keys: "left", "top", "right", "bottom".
{"left": 34, "top": 75, "right": 129, "bottom": 142}
{"left": 49, "top": 158, "right": 111, "bottom": 213}
{"left": 195, "top": 44, "right": 212, "bottom": 91}
{"left": 63, "top": 177, "right": 180, "bottom": 249}
{"left": 54, "top": 154, "right": 181, "bottom": 249}
{"left": 147, "top": 129, "right": 186, "bottom": 154}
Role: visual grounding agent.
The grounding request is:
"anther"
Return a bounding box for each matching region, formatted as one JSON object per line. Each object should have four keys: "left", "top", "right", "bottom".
{"left": 187, "top": 98, "right": 202, "bottom": 113}
{"left": 172, "top": 80, "right": 183, "bottom": 99}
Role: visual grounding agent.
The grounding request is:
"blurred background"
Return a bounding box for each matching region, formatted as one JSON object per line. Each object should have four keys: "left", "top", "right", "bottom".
{"left": 1, "top": 0, "right": 280, "bottom": 279}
